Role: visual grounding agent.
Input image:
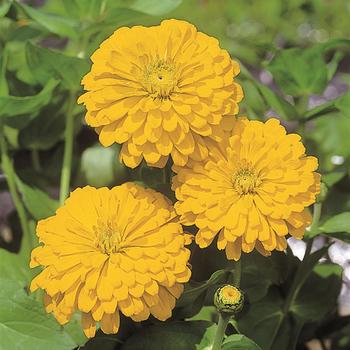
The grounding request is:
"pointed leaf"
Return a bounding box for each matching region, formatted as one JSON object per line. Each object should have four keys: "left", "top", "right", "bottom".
{"left": 16, "top": 177, "right": 59, "bottom": 220}
{"left": 26, "top": 43, "right": 89, "bottom": 90}
{"left": 16, "top": 3, "right": 79, "bottom": 39}
{"left": 0, "top": 79, "right": 59, "bottom": 119}
{"left": 223, "top": 335, "right": 262, "bottom": 350}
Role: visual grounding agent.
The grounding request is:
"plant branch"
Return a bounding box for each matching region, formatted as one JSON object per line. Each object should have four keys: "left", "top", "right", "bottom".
{"left": 59, "top": 92, "right": 76, "bottom": 205}
{"left": 233, "top": 259, "right": 242, "bottom": 287}
{"left": 212, "top": 313, "right": 231, "bottom": 350}
{"left": 270, "top": 202, "right": 322, "bottom": 347}
{"left": 0, "top": 121, "right": 32, "bottom": 256}
{"left": 283, "top": 202, "right": 322, "bottom": 313}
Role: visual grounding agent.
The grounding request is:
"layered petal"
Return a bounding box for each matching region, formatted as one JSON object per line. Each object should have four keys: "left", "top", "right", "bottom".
{"left": 30, "top": 183, "right": 191, "bottom": 337}
{"left": 173, "top": 118, "right": 321, "bottom": 260}
{"left": 78, "top": 19, "right": 243, "bottom": 168}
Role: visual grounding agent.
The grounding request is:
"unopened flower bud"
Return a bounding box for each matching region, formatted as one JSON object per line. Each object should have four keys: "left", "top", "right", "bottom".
{"left": 214, "top": 284, "right": 244, "bottom": 315}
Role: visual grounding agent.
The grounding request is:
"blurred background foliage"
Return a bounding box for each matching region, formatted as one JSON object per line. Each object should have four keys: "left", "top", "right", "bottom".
{"left": 1, "top": 1, "right": 350, "bottom": 350}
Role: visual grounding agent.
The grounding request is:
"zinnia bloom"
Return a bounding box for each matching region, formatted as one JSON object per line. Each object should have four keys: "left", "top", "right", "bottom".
{"left": 30, "top": 183, "right": 191, "bottom": 337}
{"left": 78, "top": 19, "right": 243, "bottom": 168}
{"left": 172, "top": 118, "right": 321, "bottom": 260}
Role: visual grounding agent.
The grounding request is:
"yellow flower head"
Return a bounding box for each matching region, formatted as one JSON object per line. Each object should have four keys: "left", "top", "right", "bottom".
{"left": 172, "top": 118, "right": 321, "bottom": 260}
{"left": 30, "top": 183, "right": 191, "bottom": 338}
{"left": 78, "top": 19, "right": 243, "bottom": 168}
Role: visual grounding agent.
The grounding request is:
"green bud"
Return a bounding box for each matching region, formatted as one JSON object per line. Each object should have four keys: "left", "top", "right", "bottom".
{"left": 214, "top": 284, "right": 244, "bottom": 315}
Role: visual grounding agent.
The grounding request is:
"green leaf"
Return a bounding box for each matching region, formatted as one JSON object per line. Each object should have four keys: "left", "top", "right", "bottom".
{"left": 335, "top": 91, "right": 350, "bottom": 115}
{"left": 304, "top": 100, "right": 337, "bottom": 120}
{"left": 121, "top": 321, "right": 216, "bottom": 350}
{"left": 80, "top": 144, "right": 128, "bottom": 187}
{"left": 0, "top": 278, "right": 86, "bottom": 350}
{"left": 327, "top": 51, "right": 344, "bottom": 81}
{"left": 61, "top": 313, "right": 88, "bottom": 348}
{"left": 69, "top": 0, "right": 107, "bottom": 20}
{"left": 291, "top": 263, "right": 342, "bottom": 321}
{"left": 83, "top": 7, "right": 146, "bottom": 45}
{"left": 240, "top": 80, "right": 267, "bottom": 117}
{"left": 238, "top": 287, "right": 304, "bottom": 350}
{"left": 26, "top": 43, "right": 89, "bottom": 90}
{"left": 0, "top": 79, "right": 59, "bottom": 119}
{"left": 241, "top": 252, "right": 286, "bottom": 303}
{"left": 176, "top": 269, "right": 227, "bottom": 308}
{"left": 318, "top": 212, "right": 350, "bottom": 242}
{"left": 322, "top": 170, "right": 345, "bottom": 187}
{"left": 0, "top": 248, "right": 87, "bottom": 350}
{"left": 288, "top": 246, "right": 329, "bottom": 298}
{"left": 127, "top": 0, "right": 182, "bottom": 15}
{"left": 310, "top": 112, "right": 350, "bottom": 158}
{"left": 5, "top": 40, "right": 36, "bottom": 84}
{"left": 239, "top": 64, "right": 297, "bottom": 120}
{"left": 173, "top": 269, "right": 227, "bottom": 319}
{"left": 189, "top": 306, "right": 216, "bottom": 322}
{"left": 238, "top": 289, "right": 285, "bottom": 350}
{"left": 0, "top": 45, "right": 8, "bottom": 95}
{"left": 16, "top": 177, "right": 59, "bottom": 220}
{"left": 223, "top": 334, "right": 262, "bottom": 350}
{"left": 320, "top": 212, "right": 350, "bottom": 233}
{"left": 317, "top": 38, "right": 350, "bottom": 52}
{"left": 267, "top": 47, "right": 328, "bottom": 97}
{"left": 0, "top": 0, "right": 10, "bottom": 17}
{"left": 255, "top": 83, "right": 298, "bottom": 120}
{"left": 16, "top": 3, "right": 79, "bottom": 39}
{"left": 18, "top": 103, "right": 66, "bottom": 150}
{"left": 0, "top": 249, "right": 31, "bottom": 286}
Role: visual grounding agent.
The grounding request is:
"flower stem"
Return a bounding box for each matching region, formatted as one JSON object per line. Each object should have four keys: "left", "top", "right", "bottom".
{"left": 59, "top": 93, "right": 76, "bottom": 205}
{"left": 213, "top": 260, "right": 242, "bottom": 349}
{"left": 212, "top": 313, "right": 231, "bottom": 350}
{"left": 283, "top": 202, "right": 322, "bottom": 313}
{"left": 270, "top": 202, "right": 322, "bottom": 347}
{"left": 310, "top": 202, "right": 322, "bottom": 233}
{"left": 233, "top": 259, "right": 242, "bottom": 287}
{"left": 296, "top": 95, "right": 309, "bottom": 116}
{"left": 0, "top": 121, "right": 32, "bottom": 256}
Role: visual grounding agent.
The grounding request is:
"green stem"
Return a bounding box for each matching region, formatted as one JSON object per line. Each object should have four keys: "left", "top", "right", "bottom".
{"left": 233, "top": 260, "right": 242, "bottom": 287}
{"left": 0, "top": 122, "right": 32, "bottom": 256}
{"left": 269, "top": 202, "right": 322, "bottom": 347}
{"left": 296, "top": 95, "right": 309, "bottom": 116}
{"left": 214, "top": 260, "right": 242, "bottom": 349}
{"left": 31, "top": 149, "right": 41, "bottom": 172}
{"left": 296, "top": 94, "right": 309, "bottom": 136}
{"left": 310, "top": 202, "right": 322, "bottom": 233}
{"left": 283, "top": 202, "right": 322, "bottom": 313}
{"left": 231, "top": 319, "right": 241, "bottom": 334}
{"left": 59, "top": 93, "right": 76, "bottom": 205}
{"left": 212, "top": 313, "right": 231, "bottom": 350}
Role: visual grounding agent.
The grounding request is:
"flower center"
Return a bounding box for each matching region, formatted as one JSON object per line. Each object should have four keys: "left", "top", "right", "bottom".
{"left": 93, "top": 219, "right": 120, "bottom": 255}
{"left": 232, "top": 162, "right": 261, "bottom": 195}
{"left": 143, "top": 59, "right": 177, "bottom": 99}
{"left": 219, "top": 285, "right": 242, "bottom": 305}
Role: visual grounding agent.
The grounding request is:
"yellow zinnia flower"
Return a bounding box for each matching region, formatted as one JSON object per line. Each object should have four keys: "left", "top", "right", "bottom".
{"left": 78, "top": 19, "right": 243, "bottom": 168}
{"left": 172, "top": 118, "right": 321, "bottom": 260}
{"left": 30, "top": 183, "right": 191, "bottom": 338}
